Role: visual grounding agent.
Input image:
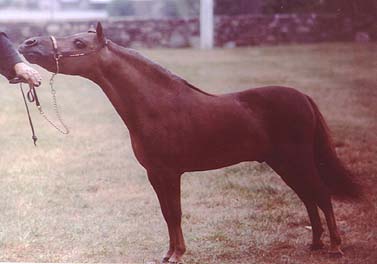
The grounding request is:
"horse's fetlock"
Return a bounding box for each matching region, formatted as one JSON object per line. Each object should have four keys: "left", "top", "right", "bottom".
{"left": 176, "top": 245, "right": 186, "bottom": 255}
{"left": 334, "top": 236, "right": 341, "bottom": 245}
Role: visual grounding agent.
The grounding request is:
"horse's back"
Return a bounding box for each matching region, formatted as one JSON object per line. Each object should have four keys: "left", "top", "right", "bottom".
{"left": 236, "top": 86, "right": 310, "bottom": 110}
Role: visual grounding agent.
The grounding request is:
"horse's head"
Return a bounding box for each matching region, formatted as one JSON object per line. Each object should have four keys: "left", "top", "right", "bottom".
{"left": 19, "top": 22, "right": 107, "bottom": 76}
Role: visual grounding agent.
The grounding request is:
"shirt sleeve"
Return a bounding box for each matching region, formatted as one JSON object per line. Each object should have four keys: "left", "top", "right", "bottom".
{"left": 0, "top": 32, "right": 23, "bottom": 80}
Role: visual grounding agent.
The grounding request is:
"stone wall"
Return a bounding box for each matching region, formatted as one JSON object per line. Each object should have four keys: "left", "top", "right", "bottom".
{"left": 215, "top": 14, "right": 369, "bottom": 47}
{"left": 0, "top": 14, "right": 375, "bottom": 48}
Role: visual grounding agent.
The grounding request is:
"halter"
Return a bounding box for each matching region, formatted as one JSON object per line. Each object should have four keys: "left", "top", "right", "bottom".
{"left": 49, "top": 35, "right": 108, "bottom": 74}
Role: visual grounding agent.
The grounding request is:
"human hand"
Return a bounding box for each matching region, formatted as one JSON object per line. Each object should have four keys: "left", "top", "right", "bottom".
{"left": 14, "top": 62, "right": 42, "bottom": 87}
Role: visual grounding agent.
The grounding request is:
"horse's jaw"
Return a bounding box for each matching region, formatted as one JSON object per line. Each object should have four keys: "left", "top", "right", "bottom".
{"left": 20, "top": 55, "right": 56, "bottom": 74}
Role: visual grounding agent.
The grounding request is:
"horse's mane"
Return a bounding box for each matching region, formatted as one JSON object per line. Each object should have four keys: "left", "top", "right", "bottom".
{"left": 107, "top": 41, "right": 213, "bottom": 97}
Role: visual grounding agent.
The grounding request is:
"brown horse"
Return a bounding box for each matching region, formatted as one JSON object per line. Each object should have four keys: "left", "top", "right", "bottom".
{"left": 18, "top": 23, "right": 361, "bottom": 263}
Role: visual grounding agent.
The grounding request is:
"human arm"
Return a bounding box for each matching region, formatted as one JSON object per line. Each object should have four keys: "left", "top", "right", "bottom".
{"left": 0, "top": 32, "right": 41, "bottom": 86}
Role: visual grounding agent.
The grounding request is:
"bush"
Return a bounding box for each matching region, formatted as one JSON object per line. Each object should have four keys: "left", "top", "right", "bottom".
{"left": 262, "top": 0, "right": 377, "bottom": 16}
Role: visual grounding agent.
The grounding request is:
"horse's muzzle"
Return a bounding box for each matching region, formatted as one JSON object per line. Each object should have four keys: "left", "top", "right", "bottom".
{"left": 18, "top": 37, "right": 40, "bottom": 55}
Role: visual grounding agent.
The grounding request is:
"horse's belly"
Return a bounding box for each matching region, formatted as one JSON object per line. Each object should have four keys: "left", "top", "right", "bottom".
{"left": 181, "top": 141, "right": 260, "bottom": 172}
{"left": 184, "top": 155, "right": 252, "bottom": 172}
{"left": 131, "top": 128, "right": 264, "bottom": 172}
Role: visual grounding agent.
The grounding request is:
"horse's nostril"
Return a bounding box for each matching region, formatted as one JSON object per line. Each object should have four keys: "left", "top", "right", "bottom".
{"left": 25, "top": 39, "right": 38, "bottom": 47}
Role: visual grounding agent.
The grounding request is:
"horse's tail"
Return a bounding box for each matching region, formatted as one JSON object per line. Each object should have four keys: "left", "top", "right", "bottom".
{"left": 307, "top": 96, "right": 362, "bottom": 201}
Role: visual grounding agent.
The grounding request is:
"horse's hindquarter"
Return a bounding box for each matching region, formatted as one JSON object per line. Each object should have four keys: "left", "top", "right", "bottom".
{"left": 238, "top": 86, "right": 317, "bottom": 155}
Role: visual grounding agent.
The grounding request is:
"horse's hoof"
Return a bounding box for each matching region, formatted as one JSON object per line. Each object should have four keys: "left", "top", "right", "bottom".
{"left": 310, "top": 242, "right": 324, "bottom": 251}
{"left": 329, "top": 247, "right": 344, "bottom": 257}
{"left": 167, "top": 255, "right": 184, "bottom": 264}
{"left": 162, "top": 257, "right": 184, "bottom": 264}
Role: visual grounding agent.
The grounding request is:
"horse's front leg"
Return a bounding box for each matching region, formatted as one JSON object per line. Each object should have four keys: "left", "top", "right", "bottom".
{"left": 147, "top": 170, "right": 186, "bottom": 263}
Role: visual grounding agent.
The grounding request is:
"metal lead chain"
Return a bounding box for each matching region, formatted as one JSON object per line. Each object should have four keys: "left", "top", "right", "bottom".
{"left": 36, "top": 73, "right": 70, "bottom": 135}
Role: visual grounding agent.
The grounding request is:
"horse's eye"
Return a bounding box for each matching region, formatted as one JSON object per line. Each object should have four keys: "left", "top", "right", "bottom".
{"left": 74, "top": 39, "right": 86, "bottom": 49}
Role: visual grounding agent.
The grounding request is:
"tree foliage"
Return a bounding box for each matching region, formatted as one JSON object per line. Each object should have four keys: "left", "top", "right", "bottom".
{"left": 330, "top": 0, "right": 377, "bottom": 18}
{"left": 263, "top": 0, "right": 325, "bottom": 14}
{"left": 215, "top": 0, "right": 377, "bottom": 17}
{"left": 215, "top": 0, "right": 262, "bottom": 15}
{"left": 263, "top": 0, "right": 377, "bottom": 17}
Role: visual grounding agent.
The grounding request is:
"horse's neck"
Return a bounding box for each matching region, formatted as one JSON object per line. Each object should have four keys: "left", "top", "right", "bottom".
{"left": 88, "top": 45, "right": 202, "bottom": 131}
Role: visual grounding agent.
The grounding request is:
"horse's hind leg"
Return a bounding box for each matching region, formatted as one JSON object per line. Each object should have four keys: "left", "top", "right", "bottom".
{"left": 313, "top": 186, "right": 343, "bottom": 255}
{"left": 304, "top": 200, "right": 324, "bottom": 250}
{"left": 267, "top": 151, "right": 324, "bottom": 250}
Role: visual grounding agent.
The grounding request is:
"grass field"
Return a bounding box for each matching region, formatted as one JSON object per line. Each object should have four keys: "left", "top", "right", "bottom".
{"left": 0, "top": 43, "right": 376, "bottom": 264}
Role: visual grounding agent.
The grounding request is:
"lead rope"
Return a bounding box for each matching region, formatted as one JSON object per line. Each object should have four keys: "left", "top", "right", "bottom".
{"left": 18, "top": 63, "right": 69, "bottom": 146}
{"left": 20, "top": 83, "right": 38, "bottom": 146}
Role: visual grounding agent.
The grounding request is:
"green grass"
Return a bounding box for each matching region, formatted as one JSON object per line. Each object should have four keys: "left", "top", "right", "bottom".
{"left": 0, "top": 43, "right": 376, "bottom": 263}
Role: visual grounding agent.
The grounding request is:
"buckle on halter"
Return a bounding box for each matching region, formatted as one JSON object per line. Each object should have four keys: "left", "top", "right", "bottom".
{"left": 54, "top": 53, "right": 62, "bottom": 60}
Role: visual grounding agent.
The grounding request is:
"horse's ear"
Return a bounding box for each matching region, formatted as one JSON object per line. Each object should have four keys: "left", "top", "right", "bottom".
{"left": 96, "top": 22, "right": 105, "bottom": 43}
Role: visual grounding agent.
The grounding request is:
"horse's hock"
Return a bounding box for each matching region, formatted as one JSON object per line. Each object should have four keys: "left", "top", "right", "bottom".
{"left": 2, "top": 14, "right": 376, "bottom": 48}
